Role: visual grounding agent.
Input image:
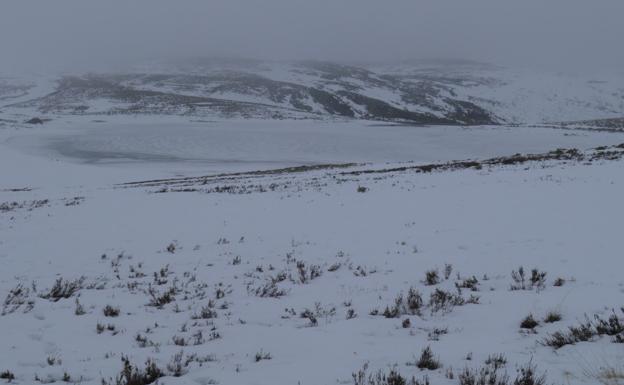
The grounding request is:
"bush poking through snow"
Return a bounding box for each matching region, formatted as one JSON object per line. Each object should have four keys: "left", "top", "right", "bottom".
{"left": 96, "top": 323, "right": 117, "bottom": 335}
{"left": 543, "top": 311, "right": 562, "bottom": 323}
{"left": 192, "top": 303, "right": 218, "bottom": 320}
{"left": 485, "top": 354, "right": 507, "bottom": 369}
{"left": 427, "top": 327, "right": 448, "bottom": 341}
{"left": 146, "top": 285, "right": 176, "bottom": 307}
{"left": 166, "top": 351, "right": 186, "bottom": 377}
{"left": 459, "top": 359, "right": 546, "bottom": 385}
{"left": 429, "top": 289, "right": 465, "bottom": 314}
{"left": 254, "top": 350, "right": 272, "bottom": 362}
{"left": 513, "top": 361, "right": 546, "bottom": 385}
{"left": 103, "top": 305, "right": 120, "bottom": 317}
{"left": 249, "top": 280, "right": 288, "bottom": 298}
{"left": 0, "top": 370, "right": 15, "bottom": 382}
{"left": 444, "top": 264, "right": 453, "bottom": 280}
{"left": 457, "top": 276, "right": 479, "bottom": 292}
{"left": 382, "top": 288, "right": 423, "bottom": 318}
{"left": 2, "top": 283, "right": 35, "bottom": 315}
{"left": 295, "top": 261, "right": 323, "bottom": 284}
{"left": 74, "top": 298, "right": 86, "bottom": 316}
{"left": 300, "top": 303, "right": 336, "bottom": 326}
{"left": 40, "top": 278, "right": 84, "bottom": 302}
{"left": 102, "top": 356, "right": 164, "bottom": 385}
{"left": 424, "top": 270, "right": 440, "bottom": 286}
{"left": 542, "top": 309, "right": 624, "bottom": 349}
{"left": 458, "top": 364, "right": 509, "bottom": 385}
{"left": 520, "top": 314, "right": 539, "bottom": 330}
{"left": 510, "top": 267, "right": 546, "bottom": 291}
{"left": 352, "top": 363, "right": 429, "bottom": 385}
{"left": 415, "top": 346, "right": 441, "bottom": 370}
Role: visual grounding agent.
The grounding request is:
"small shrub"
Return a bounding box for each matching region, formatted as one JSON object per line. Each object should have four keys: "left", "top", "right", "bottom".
{"left": 2, "top": 283, "right": 35, "bottom": 315}
{"left": 544, "top": 311, "right": 562, "bottom": 323}
{"left": 457, "top": 276, "right": 479, "bottom": 292}
{"left": 513, "top": 361, "right": 546, "bottom": 385}
{"left": 357, "top": 186, "right": 368, "bottom": 193}
{"left": 328, "top": 262, "right": 341, "bottom": 272}
{"left": 378, "top": 288, "right": 423, "bottom": 318}
{"left": 544, "top": 310, "right": 624, "bottom": 348}
{"left": 300, "top": 302, "right": 335, "bottom": 326}
{"left": 443, "top": 264, "right": 453, "bottom": 280}
{"left": 249, "top": 281, "right": 288, "bottom": 298}
{"left": 553, "top": 278, "right": 565, "bottom": 287}
{"left": 520, "top": 314, "right": 539, "bottom": 330}
{"left": 510, "top": 267, "right": 546, "bottom": 291}
{"left": 458, "top": 365, "right": 509, "bottom": 385}
{"left": 459, "top": 359, "right": 545, "bottom": 385}
{"left": 103, "top": 305, "right": 120, "bottom": 317}
{"left": 40, "top": 278, "right": 84, "bottom": 302}
{"left": 172, "top": 335, "right": 187, "bottom": 346}
{"left": 96, "top": 323, "right": 117, "bottom": 335}
{"left": 147, "top": 285, "right": 176, "bottom": 307}
{"left": 74, "top": 298, "right": 86, "bottom": 316}
{"left": 510, "top": 267, "right": 527, "bottom": 290}
{"left": 485, "top": 354, "right": 507, "bottom": 369}
{"left": 529, "top": 269, "right": 547, "bottom": 290}
{"left": 406, "top": 287, "right": 423, "bottom": 315}
{"left": 402, "top": 318, "right": 411, "bottom": 328}
{"left": 135, "top": 334, "right": 153, "bottom": 348}
{"left": 166, "top": 351, "right": 186, "bottom": 377}
{"left": 542, "top": 320, "right": 594, "bottom": 349}
{"left": 415, "top": 346, "right": 441, "bottom": 370}
{"left": 352, "top": 363, "right": 427, "bottom": 385}
{"left": 429, "top": 289, "right": 464, "bottom": 314}
{"left": 192, "top": 304, "right": 217, "bottom": 320}
{"left": 594, "top": 311, "right": 624, "bottom": 336}
{"left": 102, "top": 356, "right": 163, "bottom": 385}
{"left": 300, "top": 308, "right": 318, "bottom": 326}
{"left": 427, "top": 327, "right": 448, "bottom": 341}
{"left": 0, "top": 370, "right": 15, "bottom": 382}
{"left": 424, "top": 270, "right": 440, "bottom": 286}
{"left": 295, "top": 261, "right": 323, "bottom": 284}
{"left": 254, "top": 350, "right": 272, "bottom": 362}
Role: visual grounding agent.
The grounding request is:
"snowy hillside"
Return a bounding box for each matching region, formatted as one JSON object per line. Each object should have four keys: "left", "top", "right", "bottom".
{"left": 1, "top": 114, "right": 624, "bottom": 384}
{"left": 2, "top": 60, "right": 624, "bottom": 126}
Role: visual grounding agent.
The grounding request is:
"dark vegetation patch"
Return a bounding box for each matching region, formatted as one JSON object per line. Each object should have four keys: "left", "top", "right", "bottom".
{"left": 0, "top": 199, "right": 49, "bottom": 213}
{"left": 40, "top": 278, "right": 84, "bottom": 302}
{"left": 119, "top": 144, "right": 624, "bottom": 196}
{"left": 542, "top": 308, "right": 624, "bottom": 349}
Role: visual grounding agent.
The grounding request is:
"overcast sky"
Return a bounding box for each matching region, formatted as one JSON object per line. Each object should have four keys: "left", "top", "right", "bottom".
{"left": 1, "top": 0, "right": 623, "bottom": 74}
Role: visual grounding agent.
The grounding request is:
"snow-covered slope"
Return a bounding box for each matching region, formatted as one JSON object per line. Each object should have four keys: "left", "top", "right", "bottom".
{"left": 1, "top": 118, "right": 624, "bottom": 384}
{"left": 2, "top": 60, "right": 623, "bottom": 126}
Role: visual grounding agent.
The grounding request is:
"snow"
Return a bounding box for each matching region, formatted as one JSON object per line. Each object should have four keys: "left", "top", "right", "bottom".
{"left": 1, "top": 117, "right": 624, "bottom": 384}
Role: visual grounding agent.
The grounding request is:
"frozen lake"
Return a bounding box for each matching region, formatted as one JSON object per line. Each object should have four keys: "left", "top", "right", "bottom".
{"left": 10, "top": 119, "right": 624, "bottom": 175}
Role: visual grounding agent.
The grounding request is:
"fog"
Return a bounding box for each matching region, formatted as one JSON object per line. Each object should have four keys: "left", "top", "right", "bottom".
{"left": 1, "top": 0, "right": 623, "bottom": 74}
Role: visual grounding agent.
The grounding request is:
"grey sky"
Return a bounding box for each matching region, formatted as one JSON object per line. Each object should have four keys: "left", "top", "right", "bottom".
{"left": 1, "top": 0, "right": 623, "bottom": 73}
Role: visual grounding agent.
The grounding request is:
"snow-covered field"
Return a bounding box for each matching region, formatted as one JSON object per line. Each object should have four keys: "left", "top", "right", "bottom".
{"left": 1, "top": 118, "right": 624, "bottom": 385}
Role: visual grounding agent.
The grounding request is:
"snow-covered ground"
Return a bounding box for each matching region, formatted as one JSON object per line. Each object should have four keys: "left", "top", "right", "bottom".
{"left": 1, "top": 118, "right": 624, "bottom": 385}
